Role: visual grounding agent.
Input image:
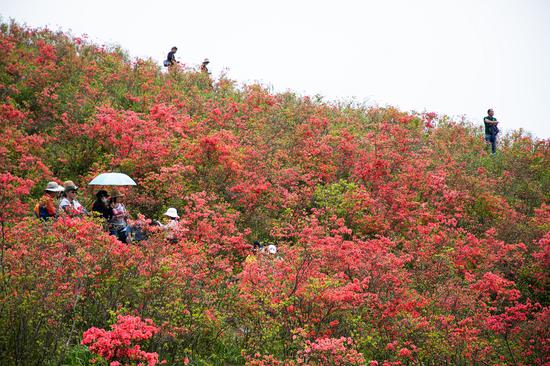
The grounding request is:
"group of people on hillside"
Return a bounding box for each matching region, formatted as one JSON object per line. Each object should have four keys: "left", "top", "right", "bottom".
{"left": 34, "top": 181, "right": 180, "bottom": 243}
{"left": 163, "top": 46, "right": 210, "bottom": 74}
{"left": 164, "top": 45, "right": 502, "bottom": 153}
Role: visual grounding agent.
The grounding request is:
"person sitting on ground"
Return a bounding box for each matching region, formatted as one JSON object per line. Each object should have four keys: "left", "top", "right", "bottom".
{"left": 92, "top": 190, "right": 112, "bottom": 221}
{"left": 164, "top": 46, "right": 178, "bottom": 67}
{"left": 483, "top": 108, "right": 499, "bottom": 154}
{"left": 109, "top": 190, "right": 130, "bottom": 243}
{"left": 59, "top": 181, "right": 88, "bottom": 217}
{"left": 157, "top": 207, "right": 179, "bottom": 242}
{"left": 34, "top": 181, "right": 64, "bottom": 220}
{"left": 200, "top": 58, "right": 210, "bottom": 73}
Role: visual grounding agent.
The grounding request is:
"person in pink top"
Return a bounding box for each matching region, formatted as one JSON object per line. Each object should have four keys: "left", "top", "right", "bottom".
{"left": 109, "top": 190, "right": 130, "bottom": 243}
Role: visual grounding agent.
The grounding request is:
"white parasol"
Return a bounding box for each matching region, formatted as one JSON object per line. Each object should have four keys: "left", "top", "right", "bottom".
{"left": 88, "top": 172, "right": 137, "bottom": 186}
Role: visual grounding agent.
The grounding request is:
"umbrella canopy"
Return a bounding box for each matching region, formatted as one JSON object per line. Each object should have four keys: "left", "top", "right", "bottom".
{"left": 88, "top": 173, "right": 137, "bottom": 186}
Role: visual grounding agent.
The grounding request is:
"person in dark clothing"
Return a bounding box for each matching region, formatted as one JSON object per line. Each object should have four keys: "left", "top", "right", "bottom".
{"left": 165, "top": 46, "right": 178, "bottom": 67}
{"left": 483, "top": 108, "right": 499, "bottom": 154}
{"left": 92, "top": 190, "right": 112, "bottom": 221}
{"left": 200, "top": 58, "right": 210, "bottom": 73}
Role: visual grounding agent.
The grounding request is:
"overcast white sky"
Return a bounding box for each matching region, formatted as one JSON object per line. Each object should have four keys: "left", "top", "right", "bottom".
{"left": 2, "top": 0, "right": 549, "bottom": 138}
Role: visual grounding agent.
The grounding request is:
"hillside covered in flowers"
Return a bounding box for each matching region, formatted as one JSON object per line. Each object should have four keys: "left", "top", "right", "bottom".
{"left": 0, "top": 21, "right": 549, "bottom": 365}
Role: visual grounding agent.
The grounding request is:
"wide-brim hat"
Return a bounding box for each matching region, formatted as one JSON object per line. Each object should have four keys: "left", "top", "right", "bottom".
{"left": 164, "top": 207, "right": 179, "bottom": 219}
{"left": 45, "top": 181, "right": 65, "bottom": 192}
{"left": 63, "top": 180, "right": 78, "bottom": 191}
{"left": 267, "top": 244, "right": 277, "bottom": 254}
{"left": 111, "top": 190, "right": 125, "bottom": 198}
{"left": 202, "top": 58, "right": 210, "bottom": 64}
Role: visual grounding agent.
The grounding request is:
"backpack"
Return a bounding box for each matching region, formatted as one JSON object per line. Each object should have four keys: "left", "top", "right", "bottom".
{"left": 34, "top": 203, "right": 52, "bottom": 220}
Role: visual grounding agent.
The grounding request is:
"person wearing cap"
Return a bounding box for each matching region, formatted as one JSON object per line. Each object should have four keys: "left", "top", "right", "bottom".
{"left": 109, "top": 190, "right": 130, "bottom": 243}
{"left": 34, "top": 181, "right": 64, "bottom": 220}
{"left": 200, "top": 58, "right": 210, "bottom": 74}
{"left": 92, "top": 190, "right": 112, "bottom": 221}
{"left": 59, "top": 180, "right": 88, "bottom": 217}
{"left": 157, "top": 207, "right": 179, "bottom": 242}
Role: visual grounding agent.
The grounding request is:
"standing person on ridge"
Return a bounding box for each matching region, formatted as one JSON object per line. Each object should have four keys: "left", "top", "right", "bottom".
{"left": 484, "top": 108, "right": 499, "bottom": 154}
{"left": 164, "top": 46, "right": 179, "bottom": 67}
{"left": 200, "top": 58, "right": 210, "bottom": 73}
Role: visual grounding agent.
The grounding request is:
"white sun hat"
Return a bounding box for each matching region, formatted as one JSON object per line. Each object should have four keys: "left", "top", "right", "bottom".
{"left": 267, "top": 244, "right": 277, "bottom": 254}
{"left": 45, "top": 181, "right": 65, "bottom": 192}
{"left": 163, "top": 207, "right": 180, "bottom": 219}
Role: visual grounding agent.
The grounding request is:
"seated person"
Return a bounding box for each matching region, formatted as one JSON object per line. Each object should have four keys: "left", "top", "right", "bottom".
{"left": 92, "top": 190, "right": 112, "bottom": 220}
{"left": 59, "top": 181, "right": 88, "bottom": 217}
{"left": 157, "top": 207, "right": 179, "bottom": 242}
{"left": 109, "top": 190, "right": 130, "bottom": 243}
{"left": 34, "top": 181, "right": 64, "bottom": 220}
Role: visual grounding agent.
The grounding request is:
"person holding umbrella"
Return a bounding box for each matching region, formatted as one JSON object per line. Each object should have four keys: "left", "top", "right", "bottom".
{"left": 92, "top": 190, "right": 112, "bottom": 221}
{"left": 88, "top": 172, "right": 137, "bottom": 242}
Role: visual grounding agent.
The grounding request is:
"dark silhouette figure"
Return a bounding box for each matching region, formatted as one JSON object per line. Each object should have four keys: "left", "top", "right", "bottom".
{"left": 484, "top": 108, "right": 499, "bottom": 154}
{"left": 164, "top": 46, "right": 178, "bottom": 67}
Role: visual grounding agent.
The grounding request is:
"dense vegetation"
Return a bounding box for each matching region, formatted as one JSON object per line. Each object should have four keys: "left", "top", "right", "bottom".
{"left": 0, "top": 21, "right": 549, "bottom": 365}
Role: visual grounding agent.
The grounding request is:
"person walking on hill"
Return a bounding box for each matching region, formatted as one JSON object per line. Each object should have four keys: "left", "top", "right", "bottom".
{"left": 34, "top": 181, "right": 64, "bottom": 220}
{"left": 200, "top": 58, "right": 210, "bottom": 74}
{"left": 484, "top": 108, "right": 499, "bottom": 154}
{"left": 59, "top": 181, "right": 88, "bottom": 217}
{"left": 164, "top": 46, "right": 179, "bottom": 67}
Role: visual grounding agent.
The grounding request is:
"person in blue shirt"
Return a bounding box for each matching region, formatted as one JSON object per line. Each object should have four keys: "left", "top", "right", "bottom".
{"left": 165, "top": 47, "right": 178, "bottom": 67}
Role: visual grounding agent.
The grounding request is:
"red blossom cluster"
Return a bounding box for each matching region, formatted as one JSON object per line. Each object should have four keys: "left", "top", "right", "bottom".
{"left": 82, "top": 315, "right": 159, "bottom": 366}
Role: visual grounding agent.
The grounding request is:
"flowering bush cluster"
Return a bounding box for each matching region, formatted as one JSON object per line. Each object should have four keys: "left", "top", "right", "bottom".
{"left": 0, "top": 21, "right": 549, "bottom": 365}
{"left": 82, "top": 315, "right": 159, "bottom": 366}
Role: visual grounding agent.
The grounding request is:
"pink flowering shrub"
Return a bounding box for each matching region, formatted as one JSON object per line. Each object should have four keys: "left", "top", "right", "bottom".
{"left": 245, "top": 337, "right": 365, "bottom": 365}
{"left": 82, "top": 315, "right": 159, "bottom": 366}
{"left": 296, "top": 337, "right": 365, "bottom": 365}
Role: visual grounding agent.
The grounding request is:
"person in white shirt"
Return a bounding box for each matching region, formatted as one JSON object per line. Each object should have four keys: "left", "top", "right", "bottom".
{"left": 59, "top": 180, "right": 88, "bottom": 217}
{"left": 157, "top": 207, "right": 179, "bottom": 243}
